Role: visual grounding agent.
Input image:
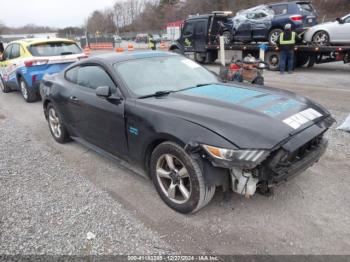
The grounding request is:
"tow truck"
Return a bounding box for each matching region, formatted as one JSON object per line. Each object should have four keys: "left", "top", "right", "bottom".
{"left": 169, "top": 11, "right": 350, "bottom": 70}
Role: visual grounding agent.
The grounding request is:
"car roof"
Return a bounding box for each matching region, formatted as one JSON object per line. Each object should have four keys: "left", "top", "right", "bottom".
{"left": 268, "top": 1, "right": 310, "bottom": 6}
{"left": 84, "top": 51, "right": 177, "bottom": 65}
{"left": 9, "top": 38, "right": 76, "bottom": 47}
{"left": 187, "top": 14, "right": 212, "bottom": 20}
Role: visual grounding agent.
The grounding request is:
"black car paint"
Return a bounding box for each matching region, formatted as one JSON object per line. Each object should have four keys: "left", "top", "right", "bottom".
{"left": 41, "top": 51, "right": 334, "bottom": 188}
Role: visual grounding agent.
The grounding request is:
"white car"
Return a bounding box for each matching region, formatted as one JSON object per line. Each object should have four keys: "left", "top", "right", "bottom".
{"left": 304, "top": 14, "right": 350, "bottom": 46}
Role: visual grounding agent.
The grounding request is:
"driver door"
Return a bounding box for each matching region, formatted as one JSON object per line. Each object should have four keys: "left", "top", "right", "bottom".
{"left": 66, "top": 64, "right": 128, "bottom": 157}
{"left": 331, "top": 16, "right": 350, "bottom": 44}
{"left": 250, "top": 11, "right": 272, "bottom": 40}
{"left": 194, "top": 20, "right": 207, "bottom": 52}
{"left": 180, "top": 21, "right": 195, "bottom": 52}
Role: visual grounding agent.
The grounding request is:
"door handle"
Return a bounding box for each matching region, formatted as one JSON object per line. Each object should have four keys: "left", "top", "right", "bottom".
{"left": 69, "top": 96, "right": 79, "bottom": 101}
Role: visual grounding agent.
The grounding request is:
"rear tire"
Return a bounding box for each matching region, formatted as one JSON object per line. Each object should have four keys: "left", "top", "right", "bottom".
{"left": 0, "top": 76, "right": 11, "bottom": 93}
{"left": 268, "top": 29, "right": 283, "bottom": 45}
{"left": 150, "top": 142, "right": 215, "bottom": 214}
{"left": 20, "top": 78, "right": 38, "bottom": 103}
{"left": 297, "top": 55, "right": 315, "bottom": 68}
{"left": 222, "top": 31, "right": 233, "bottom": 45}
{"left": 46, "top": 103, "right": 71, "bottom": 144}
{"left": 207, "top": 51, "right": 218, "bottom": 63}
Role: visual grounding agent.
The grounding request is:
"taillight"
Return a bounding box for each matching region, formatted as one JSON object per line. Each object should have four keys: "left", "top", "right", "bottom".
{"left": 24, "top": 59, "right": 48, "bottom": 67}
{"left": 290, "top": 15, "right": 303, "bottom": 22}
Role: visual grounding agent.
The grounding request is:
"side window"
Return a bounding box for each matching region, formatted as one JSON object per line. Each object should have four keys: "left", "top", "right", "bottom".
{"left": 10, "top": 44, "right": 21, "bottom": 59}
{"left": 270, "top": 4, "right": 288, "bottom": 15}
{"left": 246, "top": 13, "right": 255, "bottom": 20}
{"left": 195, "top": 21, "right": 206, "bottom": 36}
{"left": 76, "top": 65, "right": 115, "bottom": 90}
{"left": 255, "top": 12, "right": 268, "bottom": 19}
{"left": 183, "top": 22, "right": 194, "bottom": 36}
{"left": 344, "top": 16, "right": 350, "bottom": 23}
{"left": 65, "top": 66, "right": 79, "bottom": 83}
{"left": 3, "top": 45, "right": 12, "bottom": 60}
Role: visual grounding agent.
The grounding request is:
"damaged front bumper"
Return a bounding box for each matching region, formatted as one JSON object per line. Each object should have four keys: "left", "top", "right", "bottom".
{"left": 260, "top": 138, "right": 328, "bottom": 186}
{"left": 230, "top": 136, "right": 328, "bottom": 197}
{"left": 209, "top": 118, "right": 332, "bottom": 197}
{"left": 230, "top": 138, "right": 328, "bottom": 197}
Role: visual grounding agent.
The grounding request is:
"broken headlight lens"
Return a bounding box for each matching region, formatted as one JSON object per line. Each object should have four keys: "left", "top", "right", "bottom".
{"left": 202, "top": 145, "right": 268, "bottom": 163}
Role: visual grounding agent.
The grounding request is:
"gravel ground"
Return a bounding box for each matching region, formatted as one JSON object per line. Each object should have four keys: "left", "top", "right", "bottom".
{"left": 0, "top": 116, "right": 174, "bottom": 255}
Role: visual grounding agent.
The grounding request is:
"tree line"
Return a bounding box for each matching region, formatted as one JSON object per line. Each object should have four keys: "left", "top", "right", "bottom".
{"left": 86, "top": 0, "right": 350, "bottom": 34}
{"left": 1, "top": 0, "right": 349, "bottom": 36}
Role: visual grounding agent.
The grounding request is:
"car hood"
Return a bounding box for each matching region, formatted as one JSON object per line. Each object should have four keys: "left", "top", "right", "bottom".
{"left": 310, "top": 21, "right": 335, "bottom": 30}
{"left": 138, "top": 83, "right": 332, "bottom": 149}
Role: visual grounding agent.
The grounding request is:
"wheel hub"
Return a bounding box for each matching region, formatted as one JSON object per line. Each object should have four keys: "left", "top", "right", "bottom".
{"left": 169, "top": 170, "right": 180, "bottom": 184}
{"left": 156, "top": 154, "right": 192, "bottom": 204}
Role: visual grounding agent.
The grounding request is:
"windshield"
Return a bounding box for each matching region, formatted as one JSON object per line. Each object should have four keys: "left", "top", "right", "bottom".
{"left": 114, "top": 56, "right": 218, "bottom": 97}
{"left": 28, "top": 42, "right": 82, "bottom": 57}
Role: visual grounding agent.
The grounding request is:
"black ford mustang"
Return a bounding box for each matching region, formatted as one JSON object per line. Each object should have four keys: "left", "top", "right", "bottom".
{"left": 40, "top": 51, "right": 334, "bottom": 213}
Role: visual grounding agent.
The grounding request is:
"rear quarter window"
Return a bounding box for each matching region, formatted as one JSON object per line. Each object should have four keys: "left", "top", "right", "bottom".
{"left": 297, "top": 3, "right": 315, "bottom": 13}
{"left": 270, "top": 4, "right": 288, "bottom": 15}
{"left": 28, "top": 42, "right": 82, "bottom": 57}
{"left": 65, "top": 66, "right": 79, "bottom": 83}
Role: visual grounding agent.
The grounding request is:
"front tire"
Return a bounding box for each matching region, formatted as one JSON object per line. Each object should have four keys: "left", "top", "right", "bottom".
{"left": 194, "top": 52, "right": 206, "bottom": 64}
{"left": 0, "top": 75, "right": 11, "bottom": 93}
{"left": 20, "top": 78, "right": 38, "bottom": 103}
{"left": 265, "top": 51, "right": 280, "bottom": 71}
{"left": 170, "top": 48, "right": 183, "bottom": 55}
{"left": 150, "top": 142, "right": 215, "bottom": 214}
{"left": 46, "top": 103, "right": 70, "bottom": 144}
{"left": 312, "top": 31, "right": 330, "bottom": 46}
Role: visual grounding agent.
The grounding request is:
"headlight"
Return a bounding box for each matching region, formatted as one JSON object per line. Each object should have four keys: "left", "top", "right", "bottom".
{"left": 202, "top": 145, "right": 268, "bottom": 164}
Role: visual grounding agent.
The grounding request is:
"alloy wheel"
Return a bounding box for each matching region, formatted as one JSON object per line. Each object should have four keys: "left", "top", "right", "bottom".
{"left": 314, "top": 32, "right": 329, "bottom": 46}
{"left": 0, "top": 77, "right": 5, "bottom": 92}
{"left": 48, "top": 108, "right": 62, "bottom": 138}
{"left": 156, "top": 154, "right": 192, "bottom": 204}
{"left": 270, "top": 31, "right": 281, "bottom": 45}
{"left": 20, "top": 80, "right": 28, "bottom": 100}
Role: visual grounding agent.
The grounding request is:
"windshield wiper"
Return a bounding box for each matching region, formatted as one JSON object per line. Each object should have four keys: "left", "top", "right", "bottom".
{"left": 138, "top": 91, "right": 174, "bottom": 99}
{"left": 60, "top": 52, "right": 74, "bottom": 55}
{"left": 139, "top": 83, "right": 218, "bottom": 99}
{"left": 196, "top": 82, "right": 216, "bottom": 87}
{"left": 176, "top": 82, "right": 218, "bottom": 93}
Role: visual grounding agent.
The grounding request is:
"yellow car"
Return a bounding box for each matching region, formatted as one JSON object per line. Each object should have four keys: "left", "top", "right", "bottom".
{"left": 0, "top": 38, "right": 85, "bottom": 102}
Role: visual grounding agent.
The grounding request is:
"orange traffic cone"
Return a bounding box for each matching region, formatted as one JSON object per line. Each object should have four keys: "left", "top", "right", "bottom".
{"left": 127, "top": 44, "right": 134, "bottom": 51}
{"left": 84, "top": 46, "right": 91, "bottom": 56}
{"left": 115, "top": 47, "right": 124, "bottom": 53}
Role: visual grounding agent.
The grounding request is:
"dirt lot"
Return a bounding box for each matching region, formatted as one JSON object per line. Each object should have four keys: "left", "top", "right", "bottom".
{"left": 0, "top": 58, "right": 350, "bottom": 255}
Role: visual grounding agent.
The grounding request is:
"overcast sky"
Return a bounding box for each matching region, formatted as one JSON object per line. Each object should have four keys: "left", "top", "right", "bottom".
{"left": 2, "top": 0, "right": 116, "bottom": 28}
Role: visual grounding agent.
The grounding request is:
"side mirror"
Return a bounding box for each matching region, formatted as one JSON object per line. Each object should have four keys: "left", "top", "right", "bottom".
{"left": 336, "top": 17, "right": 344, "bottom": 24}
{"left": 96, "top": 86, "right": 111, "bottom": 98}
